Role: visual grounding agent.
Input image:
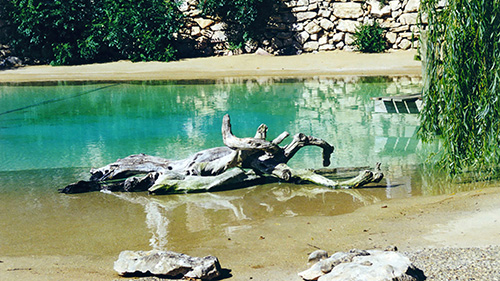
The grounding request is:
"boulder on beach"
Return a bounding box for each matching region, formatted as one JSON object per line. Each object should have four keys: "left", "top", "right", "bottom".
{"left": 299, "top": 248, "right": 425, "bottom": 281}
{"left": 114, "top": 250, "right": 221, "bottom": 280}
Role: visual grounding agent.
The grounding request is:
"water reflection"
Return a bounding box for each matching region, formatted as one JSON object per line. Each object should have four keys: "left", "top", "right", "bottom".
{"left": 108, "top": 183, "right": 383, "bottom": 250}
{"left": 0, "top": 76, "right": 423, "bottom": 172}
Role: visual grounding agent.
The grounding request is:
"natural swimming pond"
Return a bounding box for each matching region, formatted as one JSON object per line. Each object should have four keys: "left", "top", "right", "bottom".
{"left": 0, "top": 77, "right": 424, "bottom": 171}
{"left": 0, "top": 77, "right": 494, "bottom": 272}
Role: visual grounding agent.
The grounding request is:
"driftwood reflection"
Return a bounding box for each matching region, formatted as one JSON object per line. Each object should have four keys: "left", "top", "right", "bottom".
{"left": 106, "top": 186, "right": 382, "bottom": 249}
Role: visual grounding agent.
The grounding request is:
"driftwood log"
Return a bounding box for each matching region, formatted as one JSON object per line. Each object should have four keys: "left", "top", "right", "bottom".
{"left": 60, "top": 114, "right": 383, "bottom": 194}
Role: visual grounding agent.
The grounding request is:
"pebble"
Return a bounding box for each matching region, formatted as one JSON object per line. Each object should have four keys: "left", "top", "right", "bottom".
{"left": 308, "top": 250, "right": 329, "bottom": 262}
{"left": 404, "top": 246, "right": 500, "bottom": 281}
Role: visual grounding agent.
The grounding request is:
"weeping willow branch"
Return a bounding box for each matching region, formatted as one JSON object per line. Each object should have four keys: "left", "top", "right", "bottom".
{"left": 419, "top": 0, "right": 500, "bottom": 177}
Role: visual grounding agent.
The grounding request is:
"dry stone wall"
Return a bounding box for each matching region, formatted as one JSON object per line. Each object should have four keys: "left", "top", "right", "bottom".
{"left": 176, "top": 0, "right": 427, "bottom": 57}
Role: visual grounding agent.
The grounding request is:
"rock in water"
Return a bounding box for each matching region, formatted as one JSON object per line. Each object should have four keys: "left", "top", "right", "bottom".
{"left": 299, "top": 249, "right": 425, "bottom": 281}
{"left": 114, "top": 250, "right": 221, "bottom": 280}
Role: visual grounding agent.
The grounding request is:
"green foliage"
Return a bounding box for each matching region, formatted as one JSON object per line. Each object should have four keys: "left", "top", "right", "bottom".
{"left": 352, "top": 22, "right": 387, "bottom": 53}
{"left": 199, "top": 0, "right": 279, "bottom": 45}
{"left": 419, "top": 0, "right": 500, "bottom": 178}
{"left": 102, "top": 0, "right": 181, "bottom": 62}
{"left": 378, "top": 0, "right": 388, "bottom": 7}
{"left": 1, "top": 0, "right": 183, "bottom": 65}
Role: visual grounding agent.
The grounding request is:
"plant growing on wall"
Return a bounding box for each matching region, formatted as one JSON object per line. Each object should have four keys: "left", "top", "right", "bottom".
{"left": 199, "top": 0, "right": 279, "bottom": 47}
{"left": 419, "top": 0, "right": 500, "bottom": 178}
{"left": 352, "top": 21, "right": 387, "bottom": 53}
{"left": 379, "top": 0, "right": 388, "bottom": 6}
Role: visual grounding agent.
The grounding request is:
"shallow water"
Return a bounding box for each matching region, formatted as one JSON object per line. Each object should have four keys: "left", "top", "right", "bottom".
{"left": 0, "top": 76, "right": 486, "bottom": 260}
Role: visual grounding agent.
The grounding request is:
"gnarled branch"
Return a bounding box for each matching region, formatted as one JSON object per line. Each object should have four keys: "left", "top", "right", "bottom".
{"left": 60, "top": 115, "right": 383, "bottom": 194}
{"left": 283, "top": 133, "right": 334, "bottom": 167}
{"left": 221, "top": 114, "right": 280, "bottom": 154}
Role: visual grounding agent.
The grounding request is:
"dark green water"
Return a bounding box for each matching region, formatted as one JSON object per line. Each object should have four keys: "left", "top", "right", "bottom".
{"left": 0, "top": 77, "right": 461, "bottom": 258}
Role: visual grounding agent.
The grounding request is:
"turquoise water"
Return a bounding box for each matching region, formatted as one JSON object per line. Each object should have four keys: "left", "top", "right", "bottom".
{"left": 0, "top": 78, "right": 423, "bottom": 173}
{"left": 1, "top": 77, "right": 435, "bottom": 258}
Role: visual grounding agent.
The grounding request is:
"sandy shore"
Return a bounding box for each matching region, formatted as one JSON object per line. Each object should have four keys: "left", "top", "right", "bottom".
{"left": 1, "top": 51, "right": 499, "bottom": 280}
{"left": 1, "top": 186, "right": 500, "bottom": 280}
{"left": 0, "top": 50, "right": 421, "bottom": 83}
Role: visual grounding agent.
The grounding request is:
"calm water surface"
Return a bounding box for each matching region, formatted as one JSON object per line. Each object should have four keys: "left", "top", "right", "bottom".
{"left": 0, "top": 77, "right": 488, "bottom": 258}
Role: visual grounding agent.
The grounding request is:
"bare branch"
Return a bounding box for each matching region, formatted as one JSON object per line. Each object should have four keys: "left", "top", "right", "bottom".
{"left": 221, "top": 114, "right": 280, "bottom": 154}
{"left": 283, "top": 133, "right": 334, "bottom": 167}
{"left": 89, "top": 154, "right": 172, "bottom": 181}
{"left": 254, "top": 124, "right": 268, "bottom": 139}
{"left": 291, "top": 165, "right": 381, "bottom": 188}
{"left": 272, "top": 131, "right": 290, "bottom": 145}
{"left": 149, "top": 168, "right": 261, "bottom": 194}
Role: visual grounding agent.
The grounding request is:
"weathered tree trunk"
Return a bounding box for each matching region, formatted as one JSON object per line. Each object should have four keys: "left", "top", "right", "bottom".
{"left": 60, "top": 114, "right": 383, "bottom": 194}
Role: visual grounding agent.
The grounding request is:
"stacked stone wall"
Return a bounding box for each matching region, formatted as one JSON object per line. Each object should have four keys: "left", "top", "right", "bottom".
{"left": 175, "top": 0, "right": 436, "bottom": 57}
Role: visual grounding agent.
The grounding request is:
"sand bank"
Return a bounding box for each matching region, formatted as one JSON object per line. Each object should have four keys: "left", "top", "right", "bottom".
{"left": 1, "top": 186, "right": 500, "bottom": 281}
{"left": 0, "top": 50, "right": 421, "bottom": 83}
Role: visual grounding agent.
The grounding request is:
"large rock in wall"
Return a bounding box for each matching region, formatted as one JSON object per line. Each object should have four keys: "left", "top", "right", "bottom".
{"left": 175, "top": 0, "right": 424, "bottom": 57}
{"left": 0, "top": 11, "right": 23, "bottom": 69}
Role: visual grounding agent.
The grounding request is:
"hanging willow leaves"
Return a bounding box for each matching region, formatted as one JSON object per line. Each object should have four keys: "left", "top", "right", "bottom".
{"left": 419, "top": 0, "right": 500, "bottom": 179}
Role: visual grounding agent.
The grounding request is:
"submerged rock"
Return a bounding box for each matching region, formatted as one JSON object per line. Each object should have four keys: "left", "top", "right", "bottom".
{"left": 114, "top": 250, "right": 221, "bottom": 280}
{"left": 299, "top": 248, "right": 425, "bottom": 281}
